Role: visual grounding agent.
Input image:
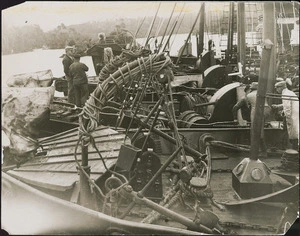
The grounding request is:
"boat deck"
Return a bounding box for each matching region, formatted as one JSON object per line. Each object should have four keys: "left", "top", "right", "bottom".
{"left": 3, "top": 127, "right": 298, "bottom": 235}
{"left": 6, "top": 126, "right": 129, "bottom": 192}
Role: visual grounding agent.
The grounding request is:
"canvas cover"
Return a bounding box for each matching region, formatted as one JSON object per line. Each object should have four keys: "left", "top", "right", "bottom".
{"left": 2, "top": 86, "right": 55, "bottom": 155}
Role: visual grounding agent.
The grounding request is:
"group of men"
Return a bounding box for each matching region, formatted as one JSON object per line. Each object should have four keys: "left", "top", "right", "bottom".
{"left": 233, "top": 80, "right": 299, "bottom": 155}
{"left": 62, "top": 46, "right": 89, "bottom": 108}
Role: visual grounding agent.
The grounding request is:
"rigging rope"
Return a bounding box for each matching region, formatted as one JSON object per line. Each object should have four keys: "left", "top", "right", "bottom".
{"left": 170, "top": 11, "right": 186, "bottom": 51}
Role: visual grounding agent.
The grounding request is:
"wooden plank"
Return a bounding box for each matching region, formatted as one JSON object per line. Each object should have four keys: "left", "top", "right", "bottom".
{"left": 38, "top": 127, "right": 79, "bottom": 143}
{"left": 45, "top": 150, "right": 120, "bottom": 162}
{"left": 14, "top": 158, "right": 117, "bottom": 174}
{"left": 39, "top": 126, "right": 117, "bottom": 144}
{"left": 6, "top": 157, "right": 117, "bottom": 191}
{"left": 41, "top": 131, "right": 123, "bottom": 146}
{"left": 41, "top": 133, "right": 125, "bottom": 150}
{"left": 46, "top": 139, "right": 124, "bottom": 156}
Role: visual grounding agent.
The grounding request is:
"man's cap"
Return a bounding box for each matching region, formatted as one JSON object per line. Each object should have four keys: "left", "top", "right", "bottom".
{"left": 250, "top": 82, "right": 258, "bottom": 90}
{"left": 65, "top": 46, "right": 74, "bottom": 51}
{"left": 274, "top": 81, "right": 286, "bottom": 88}
{"left": 276, "top": 77, "right": 284, "bottom": 82}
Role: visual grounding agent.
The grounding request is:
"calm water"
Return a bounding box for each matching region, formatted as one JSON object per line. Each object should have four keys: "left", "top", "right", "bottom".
{"left": 1, "top": 49, "right": 96, "bottom": 88}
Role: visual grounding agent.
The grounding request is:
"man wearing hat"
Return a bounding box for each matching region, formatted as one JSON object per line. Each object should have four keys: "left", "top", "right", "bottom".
{"left": 272, "top": 81, "right": 299, "bottom": 150}
{"left": 69, "top": 54, "right": 89, "bottom": 107}
{"left": 62, "top": 46, "right": 75, "bottom": 103}
{"left": 246, "top": 82, "right": 272, "bottom": 157}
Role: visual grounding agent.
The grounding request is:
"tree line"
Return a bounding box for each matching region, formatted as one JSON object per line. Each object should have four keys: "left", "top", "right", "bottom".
{"left": 2, "top": 23, "right": 89, "bottom": 55}
{"left": 2, "top": 10, "right": 247, "bottom": 55}
{"left": 2, "top": 11, "right": 204, "bottom": 55}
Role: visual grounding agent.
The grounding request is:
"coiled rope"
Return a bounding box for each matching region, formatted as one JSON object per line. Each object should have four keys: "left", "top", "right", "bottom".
{"left": 79, "top": 52, "right": 174, "bottom": 144}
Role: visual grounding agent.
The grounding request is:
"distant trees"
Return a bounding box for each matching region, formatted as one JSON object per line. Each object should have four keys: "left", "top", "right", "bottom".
{"left": 2, "top": 12, "right": 199, "bottom": 55}
{"left": 2, "top": 23, "right": 90, "bottom": 55}
{"left": 44, "top": 23, "right": 89, "bottom": 50}
{"left": 2, "top": 24, "right": 45, "bottom": 54}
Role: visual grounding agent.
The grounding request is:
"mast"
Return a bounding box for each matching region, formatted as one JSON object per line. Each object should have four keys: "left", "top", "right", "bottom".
{"left": 232, "top": 2, "right": 275, "bottom": 199}
{"left": 250, "top": 2, "right": 275, "bottom": 159}
{"left": 176, "top": 3, "right": 203, "bottom": 65}
{"left": 265, "top": 2, "right": 277, "bottom": 104}
{"left": 157, "top": 3, "right": 177, "bottom": 52}
{"left": 225, "top": 2, "right": 235, "bottom": 64}
{"left": 197, "top": 2, "right": 205, "bottom": 57}
{"left": 144, "top": 2, "right": 161, "bottom": 47}
{"left": 237, "top": 2, "right": 245, "bottom": 74}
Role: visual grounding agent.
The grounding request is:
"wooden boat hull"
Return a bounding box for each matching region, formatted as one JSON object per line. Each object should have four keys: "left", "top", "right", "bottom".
{"left": 2, "top": 172, "right": 203, "bottom": 235}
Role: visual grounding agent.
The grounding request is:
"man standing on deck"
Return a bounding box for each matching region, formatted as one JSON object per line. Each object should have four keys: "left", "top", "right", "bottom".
{"left": 69, "top": 54, "right": 89, "bottom": 107}
{"left": 62, "top": 46, "right": 75, "bottom": 104}
{"left": 272, "top": 81, "right": 299, "bottom": 150}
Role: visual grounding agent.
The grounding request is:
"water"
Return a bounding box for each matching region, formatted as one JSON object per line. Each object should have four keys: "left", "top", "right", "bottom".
{"left": 1, "top": 49, "right": 96, "bottom": 88}
{"left": 137, "top": 33, "right": 226, "bottom": 58}
{"left": 137, "top": 32, "right": 262, "bottom": 60}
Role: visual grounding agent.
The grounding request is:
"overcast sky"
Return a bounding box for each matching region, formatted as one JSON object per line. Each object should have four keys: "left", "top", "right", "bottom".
{"left": 1, "top": 1, "right": 228, "bottom": 31}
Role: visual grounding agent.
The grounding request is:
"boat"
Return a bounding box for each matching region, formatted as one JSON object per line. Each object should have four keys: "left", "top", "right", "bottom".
{"left": 2, "top": 2, "right": 299, "bottom": 235}
{"left": 2, "top": 45, "right": 298, "bottom": 236}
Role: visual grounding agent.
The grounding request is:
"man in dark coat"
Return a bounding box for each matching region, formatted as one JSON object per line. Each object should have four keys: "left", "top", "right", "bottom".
{"left": 69, "top": 54, "right": 89, "bottom": 107}
{"left": 62, "top": 46, "right": 75, "bottom": 103}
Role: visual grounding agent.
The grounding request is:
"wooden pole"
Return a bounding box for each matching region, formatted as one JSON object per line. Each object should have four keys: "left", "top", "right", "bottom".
{"left": 226, "top": 2, "right": 234, "bottom": 63}
{"left": 263, "top": 2, "right": 277, "bottom": 105}
{"left": 144, "top": 2, "right": 162, "bottom": 47}
{"left": 176, "top": 3, "right": 203, "bottom": 65}
{"left": 158, "top": 3, "right": 176, "bottom": 52}
{"left": 237, "top": 2, "right": 246, "bottom": 74}
{"left": 79, "top": 140, "right": 98, "bottom": 210}
{"left": 198, "top": 2, "right": 205, "bottom": 57}
{"left": 250, "top": 2, "right": 276, "bottom": 159}
{"left": 250, "top": 3, "right": 274, "bottom": 159}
